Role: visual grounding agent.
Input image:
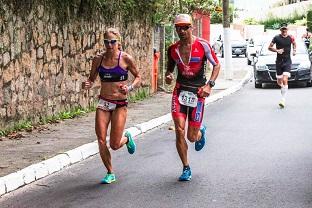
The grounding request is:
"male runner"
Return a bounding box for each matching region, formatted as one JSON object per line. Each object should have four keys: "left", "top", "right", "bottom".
{"left": 165, "top": 14, "right": 220, "bottom": 181}
{"left": 268, "top": 23, "right": 296, "bottom": 108}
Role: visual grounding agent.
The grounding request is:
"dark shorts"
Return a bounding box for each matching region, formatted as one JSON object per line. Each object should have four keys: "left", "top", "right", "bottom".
{"left": 97, "top": 96, "right": 128, "bottom": 112}
{"left": 276, "top": 58, "right": 291, "bottom": 78}
{"left": 171, "top": 83, "right": 205, "bottom": 128}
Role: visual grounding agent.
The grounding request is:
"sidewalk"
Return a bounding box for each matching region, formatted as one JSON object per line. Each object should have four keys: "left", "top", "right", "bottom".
{"left": 0, "top": 69, "right": 251, "bottom": 195}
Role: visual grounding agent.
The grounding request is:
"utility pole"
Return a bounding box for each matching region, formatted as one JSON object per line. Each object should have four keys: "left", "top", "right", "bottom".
{"left": 222, "top": 0, "right": 233, "bottom": 79}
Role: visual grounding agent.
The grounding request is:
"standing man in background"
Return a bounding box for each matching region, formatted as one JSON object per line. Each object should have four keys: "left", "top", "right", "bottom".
{"left": 302, "top": 27, "right": 311, "bottom": 49}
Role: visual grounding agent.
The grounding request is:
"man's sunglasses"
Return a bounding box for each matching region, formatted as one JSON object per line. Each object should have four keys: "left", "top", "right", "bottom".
{"left": 175, "top": 25, "right": 192, "bottom": 31}
{"left": 104, "top": 39, "right": 118, "bottom": 45}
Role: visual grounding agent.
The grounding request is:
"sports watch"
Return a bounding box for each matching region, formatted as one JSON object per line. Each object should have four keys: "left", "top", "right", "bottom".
{"left": 206, "top": 80, "right": 215, "bottom": 88}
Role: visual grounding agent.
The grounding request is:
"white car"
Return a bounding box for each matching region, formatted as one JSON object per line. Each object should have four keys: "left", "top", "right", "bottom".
{"left": 246, "top": 36, "right": 270, "bottom": 65}
{"left": 212, "top": 30, "right": 247, "bottom": 58}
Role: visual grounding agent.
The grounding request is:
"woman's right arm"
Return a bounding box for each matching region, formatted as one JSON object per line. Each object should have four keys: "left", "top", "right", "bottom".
{"left": 83, "top": 55, "right": 101, "bottom": 89}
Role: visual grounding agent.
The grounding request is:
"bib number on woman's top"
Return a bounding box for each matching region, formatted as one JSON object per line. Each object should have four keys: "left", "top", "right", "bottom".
{"left": 178, "top": 90, "right": 198, "bottom": 108}
{"left": 97, "top": 99, "right": 117, "bottom": 111}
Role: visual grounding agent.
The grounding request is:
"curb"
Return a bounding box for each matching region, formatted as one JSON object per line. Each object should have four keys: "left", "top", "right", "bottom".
{"left": 0, "top": 70, "right": 252, "bottom": 196}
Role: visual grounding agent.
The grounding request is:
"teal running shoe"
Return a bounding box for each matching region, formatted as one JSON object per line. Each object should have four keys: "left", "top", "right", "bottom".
{"left": 178, "top": 168, "right": 192, "bottom": 181}
{"left": 101, "top": 173, "right": 116, "bottom": 184}
{"left": 195, "top": 125, "right": 206, "bottom": 151}
{"left": 125, "top": 131, "right": 136, "bottom": 154}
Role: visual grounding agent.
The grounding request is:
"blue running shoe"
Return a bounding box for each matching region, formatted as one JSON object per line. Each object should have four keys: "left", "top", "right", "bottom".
{"left": 101, "top": 173, "right": 116, "bottom": 184}
{"left": 195, "top": 125, "right": 206, "bottom": 151}
{"left": 125, "top": 131, "right": 136, "bottom": 154}
{"left": 178, "top": 168, "right": 192, "bottom": 181}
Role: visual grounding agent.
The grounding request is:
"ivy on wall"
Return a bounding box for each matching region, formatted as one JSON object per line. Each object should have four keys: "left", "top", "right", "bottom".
{"left": 0, "top": 0, "right": 159, "bottom": 25}
{"left": 0, "top": 0, "right": 230, "bottom": 26}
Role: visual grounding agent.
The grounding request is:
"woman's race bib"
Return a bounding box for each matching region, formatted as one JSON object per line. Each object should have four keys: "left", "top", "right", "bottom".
{"left": 178, "top": 90, "right": 198, "bottom": 108}
{"left": 97, "top": 99, "right": 117, "bottom": 111}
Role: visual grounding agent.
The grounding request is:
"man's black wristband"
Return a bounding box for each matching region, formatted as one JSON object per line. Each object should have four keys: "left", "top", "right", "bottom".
{"left": 206, "top": 80, "right": 215, "bottom": 88}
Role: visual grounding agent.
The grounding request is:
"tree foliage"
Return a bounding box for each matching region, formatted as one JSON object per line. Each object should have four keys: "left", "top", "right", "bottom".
{"left": 154, "top": 0, "right": 229, "bottom": 24}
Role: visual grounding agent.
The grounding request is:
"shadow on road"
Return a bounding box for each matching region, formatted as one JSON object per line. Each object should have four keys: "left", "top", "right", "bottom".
{"left": 259, "top": 82, "right": 308, "bottom": 89}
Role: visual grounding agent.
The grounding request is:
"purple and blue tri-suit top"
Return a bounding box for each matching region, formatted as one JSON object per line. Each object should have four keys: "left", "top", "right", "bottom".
{"left": 98, "top": 52, "right": 128, "bottom": 82}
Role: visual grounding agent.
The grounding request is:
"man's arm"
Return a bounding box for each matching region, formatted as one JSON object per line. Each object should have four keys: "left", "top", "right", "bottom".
{"left": 205, "top": 43, "right": 220, "bottom": 82}
{"left": 268, "top": 42, "right": 277, "bottom": 52}
{"left": 292, "top": 38, "right": 296, "bottom": 56}
{"left": 208, "top": 63, "right": 221, "bottom": 82}
{"left": 165, "top": 46, "right": 176, "bottom": 85}
{"left": 198, "top": 43, "right": 221, "bottom": 97}
{"left": 268, "top": 42, "right": 284, "bottom": 54}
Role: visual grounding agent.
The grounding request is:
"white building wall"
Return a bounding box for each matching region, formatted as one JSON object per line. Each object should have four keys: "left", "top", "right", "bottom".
{"left": 265, "top": 1, "right": 312, "bottom": 20}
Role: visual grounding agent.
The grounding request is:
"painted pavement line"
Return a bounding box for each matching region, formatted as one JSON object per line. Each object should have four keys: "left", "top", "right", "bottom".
{"left": 0, "top": 70, "right": 252, "bottom": 196}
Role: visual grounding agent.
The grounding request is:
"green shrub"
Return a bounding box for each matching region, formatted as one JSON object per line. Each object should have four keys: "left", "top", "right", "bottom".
{"left": 0, "top": 103, "right": 97, "bottom": 137}
{"left": 244, "top": 18, "right": 258, "bottom": 25}
{"left": 128, "top": 87, "right": 150, "bottom": 102}
{"left": 260, "top": 11, "right": 306, "bottom": 30}
{"left": 295, "top": 18, "right": 307, "bottom": 26}
{"left": 307, "top": 10, "right": 312, "bottom": 32}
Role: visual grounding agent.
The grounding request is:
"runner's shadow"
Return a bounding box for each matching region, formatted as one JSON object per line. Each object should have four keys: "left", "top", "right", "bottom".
{"left": 262, "top": 82, "right": 307, "bottom": 89}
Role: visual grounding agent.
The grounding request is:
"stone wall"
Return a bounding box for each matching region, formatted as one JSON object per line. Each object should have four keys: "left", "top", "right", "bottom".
{"left": 0, "top": 4, "right": 153, "bottom": 129}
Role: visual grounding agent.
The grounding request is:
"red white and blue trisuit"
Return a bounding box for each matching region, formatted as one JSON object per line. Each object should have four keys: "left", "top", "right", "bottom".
{"left": 168, "top": 37, "right": 219, "bottom": 127}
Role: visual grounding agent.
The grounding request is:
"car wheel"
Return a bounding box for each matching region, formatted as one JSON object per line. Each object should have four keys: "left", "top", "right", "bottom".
{"left": 247, "top": 59, "right": 251, "bottom": 65}
{"left": 255, "top": 81, "right": 262, "bottom": 88}
{"left": 307, "top": 80, "right": 312, "bottom": 87}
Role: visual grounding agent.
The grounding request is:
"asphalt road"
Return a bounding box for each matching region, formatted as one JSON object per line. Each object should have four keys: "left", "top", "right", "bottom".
{"left": 1, "top": 58, "right": 312, "bottom": 208}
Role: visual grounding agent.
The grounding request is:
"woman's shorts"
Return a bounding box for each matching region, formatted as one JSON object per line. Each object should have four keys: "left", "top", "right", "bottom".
{"left": 97, "top": 96, "right": 128, "bottom": 112}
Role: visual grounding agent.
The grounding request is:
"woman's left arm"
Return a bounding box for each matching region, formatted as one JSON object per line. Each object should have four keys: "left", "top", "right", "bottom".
{"left": 125, "top": 53, "right": 141, "bottom": 90}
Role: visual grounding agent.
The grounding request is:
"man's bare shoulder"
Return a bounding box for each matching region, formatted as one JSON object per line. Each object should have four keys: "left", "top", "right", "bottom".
{"left": 168, "top": 41, "right": 179, "bottom": 49}
{"left": 197, "top": 37, "right": 210, "bottom": 44}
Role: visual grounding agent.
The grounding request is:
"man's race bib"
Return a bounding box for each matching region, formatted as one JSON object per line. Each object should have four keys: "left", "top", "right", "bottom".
{"left": 97, "top": 99, "right": 117, "bottom": 111}
{"left": 178, "top": 90, "right": 198, "bottom": 107}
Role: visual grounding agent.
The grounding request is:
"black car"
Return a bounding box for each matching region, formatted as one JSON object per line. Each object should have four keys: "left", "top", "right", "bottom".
{"left": 253, "top": 39, "right": 312, "bottom": 88}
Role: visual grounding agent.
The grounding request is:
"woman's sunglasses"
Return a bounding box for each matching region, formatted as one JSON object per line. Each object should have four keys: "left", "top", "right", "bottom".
{"left": 175, "top": 25, "right": 192, "bottom": 31}
{"left": 104, "top": 39, "right": 118, "bottom": 45}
